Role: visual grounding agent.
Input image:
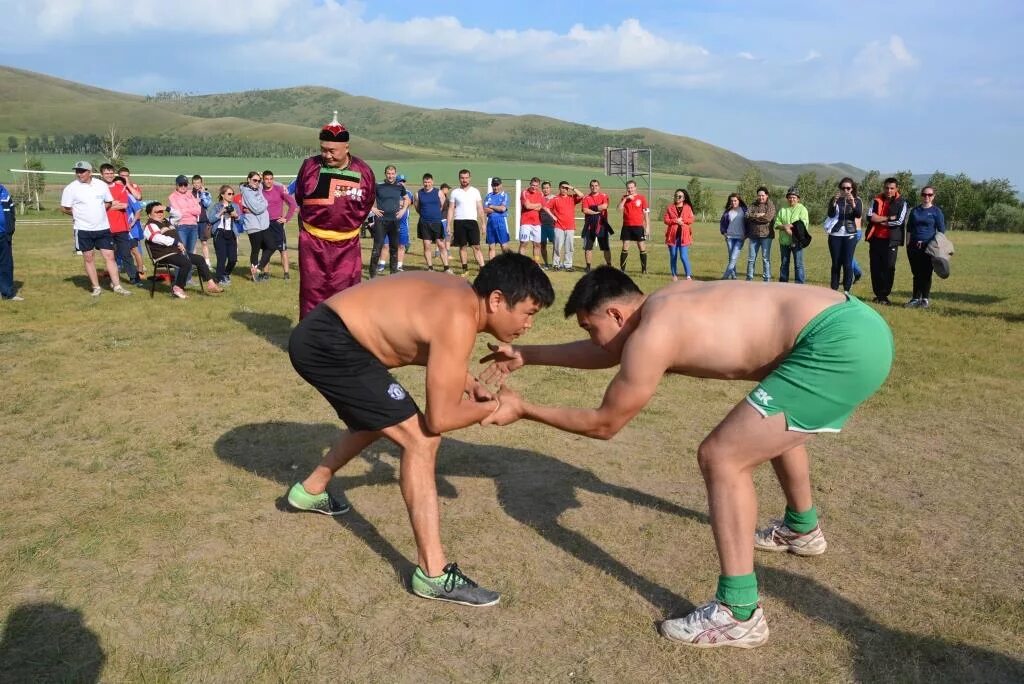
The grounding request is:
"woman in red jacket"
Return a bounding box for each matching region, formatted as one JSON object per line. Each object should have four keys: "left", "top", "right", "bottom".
{"left": 664, "top": 188, "right": 695, "bottom": 281}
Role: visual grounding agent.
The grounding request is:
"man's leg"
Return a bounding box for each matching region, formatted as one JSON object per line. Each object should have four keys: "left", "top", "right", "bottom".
{"left": 638, "top": 242, "right": 648, "bottom": 274}
{"left": 301, "top": 428, "right": 380, "bottom": 495}
{"left": 83, "top": 250, "right": 100, "bottom": 289}
{"left": 620, "top": 239, "right": 631, "bottom": 271}
{"left": 100, "top": 248, "right": 123, "bottom": 289}
{"left": 422, "top": 240, "right": 434, "bottom": 269}
{"left": 369, "top": 220, "right": 388, "bottom": 278}
{"left": 662, "top": 401, "right": 808, "bottom": 647}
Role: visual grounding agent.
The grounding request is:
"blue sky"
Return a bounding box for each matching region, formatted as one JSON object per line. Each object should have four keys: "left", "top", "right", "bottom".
{"left": 3, "top": 0, "right": 1022, "bottom": 187}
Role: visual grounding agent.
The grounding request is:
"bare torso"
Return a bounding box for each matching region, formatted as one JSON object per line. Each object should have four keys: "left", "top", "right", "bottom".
{"left": 633, "top": 280, "right": 847, "bottom": 381}
{"left": 324, "top": 272, "right": 481, "bottom": 368}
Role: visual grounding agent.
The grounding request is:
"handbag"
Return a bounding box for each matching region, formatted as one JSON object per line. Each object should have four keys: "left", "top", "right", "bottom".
{"left": 823, "top": 201, "right": 839, "bottom": 233}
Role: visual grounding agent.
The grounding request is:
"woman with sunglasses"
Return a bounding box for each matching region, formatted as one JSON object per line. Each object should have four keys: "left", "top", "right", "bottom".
{"left": 238, "top": 171, "right": 273, "bottom": 281}
{"left": 664, "top": 188, "right": 694, "bottom": 281}
{"left": 825, "top": 178, "right": 863, "bottom": 291}
{"left": 208, "top": 185, "right": 243, "bottom": 286}
{"left": 904, "top": 186, "right": 946, "bottom": 308}
{"left": 143, "top": 202, "right": 224, "bottom": 299}
{"left": 719, "top": 193, "right": 746, "bottom": 279}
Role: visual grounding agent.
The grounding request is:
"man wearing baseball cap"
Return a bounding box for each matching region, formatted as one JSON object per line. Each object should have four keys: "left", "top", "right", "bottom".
{"left": 60, "top": 161, "right": 133, "bottom": 296}
{"left": 292, "top": 112, "right": 376, "bottom": 318}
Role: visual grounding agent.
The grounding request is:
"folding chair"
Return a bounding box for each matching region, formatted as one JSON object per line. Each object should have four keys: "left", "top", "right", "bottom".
{"left": 144, "top": 241, "right": 205, "bottom": 298}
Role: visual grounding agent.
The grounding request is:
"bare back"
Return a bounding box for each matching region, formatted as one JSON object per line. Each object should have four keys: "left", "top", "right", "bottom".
{"left": 325, "top": 272, "right": 481, "bottom": 368}
{"left": 632, "top": 280, "right": 847, "bottom": 381}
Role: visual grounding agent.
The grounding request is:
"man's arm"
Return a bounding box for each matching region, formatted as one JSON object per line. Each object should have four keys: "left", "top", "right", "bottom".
{"left": 479, "top": 340, "right": 619, "bottom": 386}
{"left": 282, "top": 187, "right": 298, "bottom": 222}
{"left": 424, "top": 319, "right": 499, "bottom": 434}
{"left": 476, "top": 199, "right": 486, "bottom": 226}
{"left": 487, "top": 335, "right": 666, "bottom": 439}
{"left": 395, "top": 192, "right": 410, "bottom": 220}
{"left": 446, "top": 198, "right": 454, "bottom": 225}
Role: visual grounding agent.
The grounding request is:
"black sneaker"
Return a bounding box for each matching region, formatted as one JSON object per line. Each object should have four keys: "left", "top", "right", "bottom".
{"left": 283, "top": 272, "right": 290, "bottom": 280}
{"left": 411, "top": 563, "right": 500, "bottom": 607}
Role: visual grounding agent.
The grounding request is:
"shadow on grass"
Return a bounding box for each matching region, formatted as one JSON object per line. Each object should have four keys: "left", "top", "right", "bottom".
{"left": 0, "top": 602, "right": 105, "bottom": 683}
{"left": 213, "top": 421, "right": 705, "bottom": 614}
{"left": 63, "top": 274, "right": 97, "bottom": 292}
{"left": 760, "top": 566, "right": 1024, "bottom": 681}
{"left": 930, "top": 306, "right": 1024, "bottom": 324}
{"left": 230, "top": 311, "right": 293, "bottom": 352}
{"left": 924, "top": 290, "right": 1005, "bottom": 305}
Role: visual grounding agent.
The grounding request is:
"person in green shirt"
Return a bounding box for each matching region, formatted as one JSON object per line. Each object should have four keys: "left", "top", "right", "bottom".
{"left": 776, "top": 187, "right": 810, "bottom": 284}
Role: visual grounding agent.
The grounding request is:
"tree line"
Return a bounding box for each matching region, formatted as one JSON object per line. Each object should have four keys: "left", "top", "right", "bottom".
{"left": 730, "top": 167, "right": 1024, "bottom": 233}
{"left": 7, "top": 133, "right": 311, "bottom": 159}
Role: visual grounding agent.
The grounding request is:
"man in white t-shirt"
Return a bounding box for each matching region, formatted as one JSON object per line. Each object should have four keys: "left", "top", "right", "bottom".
{"left": 60, "top": 161, "right": 132, "bottom": 297}
{"left": 445, "top": 168, "right": 486, "bottom": 276}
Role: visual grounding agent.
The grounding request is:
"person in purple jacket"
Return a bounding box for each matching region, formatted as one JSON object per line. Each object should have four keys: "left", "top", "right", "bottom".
{"left": 293, "top": 113, "right": 376, "bottom": 318}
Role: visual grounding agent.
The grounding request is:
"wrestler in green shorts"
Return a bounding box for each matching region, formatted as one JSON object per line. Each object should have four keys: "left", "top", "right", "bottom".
{"left": 746, "top": 295, "right": 894, "bottom": 432}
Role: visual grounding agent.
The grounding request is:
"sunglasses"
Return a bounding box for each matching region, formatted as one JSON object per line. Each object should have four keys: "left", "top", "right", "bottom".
{"left": 152, "top": 209, "right": 166, "bottom": 214}
{"left": 840, "top": 186, "right": 852, "bottom": 190}
{"left": 921, "top": 192, "right": 934, "bottom": 197}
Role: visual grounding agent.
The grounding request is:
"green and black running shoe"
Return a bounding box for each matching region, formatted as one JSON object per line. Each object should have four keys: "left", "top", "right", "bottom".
{"left": 411, "top": 563, "right": 500, "bottom": 607}
{"left": 286, "top": 482, "right": 351, "bottom": 516}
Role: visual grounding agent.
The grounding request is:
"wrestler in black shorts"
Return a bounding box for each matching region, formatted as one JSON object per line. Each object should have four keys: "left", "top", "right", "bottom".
{"left": 289, "top": 304, "right": 418, "bottom": 432}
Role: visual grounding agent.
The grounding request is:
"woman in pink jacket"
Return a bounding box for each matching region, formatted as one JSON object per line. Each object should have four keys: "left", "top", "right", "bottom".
{"left": 664, "top": 188, "right": 695, "bottom": 281}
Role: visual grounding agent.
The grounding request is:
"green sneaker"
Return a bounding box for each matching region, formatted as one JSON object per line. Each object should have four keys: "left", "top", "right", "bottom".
{"left": 411, "top": 564, "right": 500, "bottom": 607}
{"left": 286, "top": 482, "right": 351, "bottom": 516}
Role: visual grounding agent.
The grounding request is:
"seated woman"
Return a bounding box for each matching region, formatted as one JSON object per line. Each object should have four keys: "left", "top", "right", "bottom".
{"left": 143, "top": 201, "right": 223, "bottom": 299}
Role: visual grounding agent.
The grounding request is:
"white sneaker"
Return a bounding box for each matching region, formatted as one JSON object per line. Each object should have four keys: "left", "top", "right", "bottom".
{"left": 754, "top": 520, "right": 827, "bottom": 555}
{"left": 661, "top": 601, "right": 769, "bottom": 648}
{"left": 112, "top": 285, "right": 133, "bottom": 296}
{"left": 90, "top": 286, "right": 102, "bottom": 297}
{"left": 905, "top": 298, "right": 922, "bottom": 308}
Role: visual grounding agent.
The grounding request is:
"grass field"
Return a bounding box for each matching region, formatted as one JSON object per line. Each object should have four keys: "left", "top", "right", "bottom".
{"left": 1, "top": 223, "right": 1022, "bottom": 681}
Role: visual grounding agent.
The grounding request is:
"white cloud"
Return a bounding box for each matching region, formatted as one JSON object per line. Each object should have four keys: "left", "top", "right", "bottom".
{"left": 737, "top": 52, "right": 756, "bottom": 60}
{"left": 801, "top": 50, "right": 822, "bottom": 63}
{"left": 849, "top": 34, "right": 919, "bottom": 94}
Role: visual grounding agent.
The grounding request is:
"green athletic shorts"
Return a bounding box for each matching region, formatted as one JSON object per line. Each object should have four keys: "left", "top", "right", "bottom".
{"left": 746, "top": 295, "right": 894, "bottom": 432}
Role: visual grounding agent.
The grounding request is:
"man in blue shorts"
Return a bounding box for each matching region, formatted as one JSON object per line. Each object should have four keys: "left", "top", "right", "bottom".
{"left": 482, "top": 271, "right": 894, "bottom": 649}
{"left": 484, "top": 178, "right": 510, "bottom": 260}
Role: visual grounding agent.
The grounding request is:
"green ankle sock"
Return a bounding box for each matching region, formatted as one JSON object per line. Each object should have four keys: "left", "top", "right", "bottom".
{"left": 715, "top": 573, "right": 758, "bottom": 621}
{"left": 784, "top": 505, "right": 818, "bottom": 534}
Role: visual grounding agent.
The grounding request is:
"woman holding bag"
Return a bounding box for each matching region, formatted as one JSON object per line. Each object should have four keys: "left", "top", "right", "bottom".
{"left": 825, "top": 177, "right": 863, "bottom": 292}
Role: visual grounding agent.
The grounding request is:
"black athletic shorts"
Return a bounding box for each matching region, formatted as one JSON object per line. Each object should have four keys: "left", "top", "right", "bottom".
{"left": 620, "top": 225, "right": 646, "bottom": 242}
{"left": 417, "top": 220, "right": 446, "bottom": 242}
{"left": 269, "top": 220, "right": 288, "bottom": 250}
{"left": 74, "top": 229, "right": 114, "bottom": 252}
{"left": 582, "top": 230, "right": 610, "bottom": 251}
{"left": 452, "top": 219, "right": 480, "bottom": 247}
{"left": 289, "top": 304, "right": 419, "bottom": 432}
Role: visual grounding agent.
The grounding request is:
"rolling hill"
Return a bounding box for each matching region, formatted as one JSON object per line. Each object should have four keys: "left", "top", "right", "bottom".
{"left": 0, "top": 65, "right": 862, "bottom": 184}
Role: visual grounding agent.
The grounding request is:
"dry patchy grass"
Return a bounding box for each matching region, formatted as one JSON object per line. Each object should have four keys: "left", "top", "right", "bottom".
{"left": 1, "top": 224, "right": 1022, "bottom": 682}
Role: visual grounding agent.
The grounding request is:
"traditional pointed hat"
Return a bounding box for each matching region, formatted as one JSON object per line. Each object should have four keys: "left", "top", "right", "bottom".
{"left": 319, "top": 110, "right": 350, "bottom": 142}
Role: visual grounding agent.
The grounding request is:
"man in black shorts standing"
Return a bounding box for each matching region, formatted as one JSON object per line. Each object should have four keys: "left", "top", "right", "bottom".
{"left": 618, "top": 179, "right": 650, "bottom": 274}
{"left": 287, "top": 253, "right": 554, "bottom": 606}
{"left": 446, "top": 169, "right": 486, "bottom": 276}
{"left": 582, "top": 179, "right": 612, "bottom": 272}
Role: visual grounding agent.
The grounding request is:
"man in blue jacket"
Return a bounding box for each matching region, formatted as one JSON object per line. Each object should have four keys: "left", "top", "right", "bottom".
{"left": 0, "top": 183, "right": 21, "bottom": 301}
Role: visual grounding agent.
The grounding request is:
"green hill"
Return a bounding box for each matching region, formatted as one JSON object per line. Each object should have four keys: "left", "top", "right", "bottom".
{"left": 0, "top": 65, "right": 862, "bottom": 183}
